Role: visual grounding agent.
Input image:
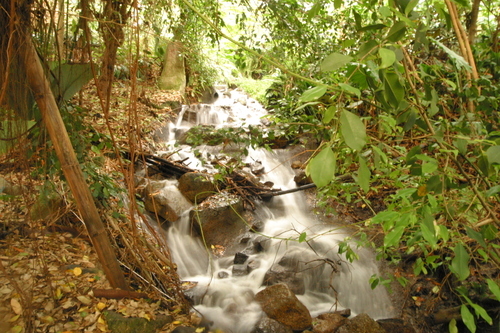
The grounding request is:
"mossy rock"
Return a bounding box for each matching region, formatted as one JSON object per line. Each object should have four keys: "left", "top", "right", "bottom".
{"left": 103, "top": 310, "right": 173, "bottom": 333}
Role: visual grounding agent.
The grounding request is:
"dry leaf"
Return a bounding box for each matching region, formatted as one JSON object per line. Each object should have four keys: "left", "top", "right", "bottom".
{"left": 77, "top": 295, "right": 92, "bottom": 305}
{"left": 96, "top": 302, "right": 106, "bottom": 311}
{"left": 10, "top": 298, "right": 22, "bottom": 315}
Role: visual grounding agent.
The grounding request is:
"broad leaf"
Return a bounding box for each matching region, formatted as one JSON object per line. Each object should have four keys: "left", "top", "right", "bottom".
{"left": 386, "top": 21, "right": 407, "bottom": 42}
{"left": 308, "top": 147, "right": 336, "bottom": 187}
{"left": 486, "top": 145, "right": 500, "bottom": 165}
{"left": 382, "top": 71, "right": 405, "bottom": 109}
{"left": 378, "top": 48, "right": 396, "bottom": 69}
{"left": 384, "top": 225, "right": 405, "bottom": 248}
{"left": 323, "top": 106, "right": 336, "bottom": 124}
{"left": 471, "top": 303, "right": 492, "bottom": 325}
{"left": 339, "top": 83, "right": 361, "bottom": 97}
{"left": 358, "top": 40, "right": 379, "bottom": 59}
{"left": 299, "top": 85, "right": 327, "bottom": 102}
{"left": 461, "top": 305, "right": 476, "bottom": 333}
{"left": 431, "top": 38, "right": 472, "bottom": 72}
{"left": 340, "top": 110, "right": 366, "bottom": 151}
{"left": 451, "top": 244, "right": 470, "bottom": 281}
{"left": 320, "top": 53, "right": 353, "bottom": 72}
{"left": 358, "top": 156, "right": 370, "bottom": 193}
{"left": 465, "top": 227, "right": 487, "bottom": 249}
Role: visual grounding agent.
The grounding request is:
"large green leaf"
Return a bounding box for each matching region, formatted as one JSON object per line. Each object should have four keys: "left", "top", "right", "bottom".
{"left": 430, "top": 38, "right": 471, "bottom": 72}
{"left": 340, "top": 110, "right": 366, "bottom": 151}
{"left": 386, "top": 21, "right": 407, "bottom": 42}
{"left": 451, "top": 244, "right": 470, "bottom": 281}
{"left": 378, "top": 48, "right": 396, "bottom": 69}
{"left": 299, "top": 85, "right": 327, "bottom": 102}
{"left": 320, "top": 53, "right": 353, "bottom": 71}
{"left": 486, "top": 279, "right": 500, "bottom": 302}
{"left": 382, "top": 71, "right": 405, "bottom": 109}
{"left": 461, "top": 305, "right": 476, "bottom": 333}
{"left": 486, "top": 145, "right": 500, "bottom": 165}
{"left": 308, "top": 147, "right": 336, "bottom": 187}
{"left": 339, "top": 83, "right": 361, "bottom": 97}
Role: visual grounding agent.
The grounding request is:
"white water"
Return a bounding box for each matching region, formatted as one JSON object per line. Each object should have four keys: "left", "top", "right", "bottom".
{"left": 159, "top": 88, "right": 395, "bottom": 332}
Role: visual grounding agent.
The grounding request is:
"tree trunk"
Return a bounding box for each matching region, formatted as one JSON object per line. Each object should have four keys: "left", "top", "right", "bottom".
{"left": 22, "top": 29, "right": 128, "bottom": 290}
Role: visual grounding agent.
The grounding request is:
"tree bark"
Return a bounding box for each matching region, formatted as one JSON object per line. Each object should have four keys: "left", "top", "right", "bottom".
{"left": 22, "top": 29, "right": 128, "bottom": 290}
{"left": 467, "top": 0, "right": 481, "bottom": 44}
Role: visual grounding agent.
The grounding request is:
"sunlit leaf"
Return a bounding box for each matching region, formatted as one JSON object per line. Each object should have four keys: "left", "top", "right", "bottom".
{"left": 308, "top": 147, "right": 336, "bottom": 187}
{"left": 320, "top": 53, "right": 353, "bottom": 72}
{"left": 73, "top": 267, "right": 82, "bottom": 276}
{"left": 339, "top": 83, "right": 361, "bottom": 97}
{"left": 449, "top": 319, "right": 458, "bottom": 333}
{"left": 451, "top": 244, "right": 470, "bottom": 281}
{"left": 386, "top": 21, "right": 407, "bottom": 42}
{"left": 471, "top": 303, "right": 492, "bottom": 325}
{"left": 298, "top": 232, "right": 307, "bottom": 243}
{"left": 384, "top": 225, "right": 405, "bottom": 248}
{"left": 10, "top": 298, "right": 22, "bottom": 315}
{"left": 340, "top": 110, "right": 366, "bottom": 151}
{"left": 430, "top": 38, "right": 471, "bottom": 72}
{"left": 461, "top": 305, "right": 476, "bottom": 333}
{"left": 299, "top": 85, "right": 327, "bottom": 102}
{"left": 486, "top": 146, "right": 500, "bottom": 165}
{"left": 378, "top": 48, "right": 396, "bottom": 69}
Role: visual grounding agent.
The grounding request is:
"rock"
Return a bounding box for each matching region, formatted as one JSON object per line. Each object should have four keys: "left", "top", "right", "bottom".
{"left": 201, "top": 87, "right": 219, "bottom": 104}
{"left": 255, "top": 283, "right": 312, "bottom": 331}
{"left": 293, "top": 169, "right": 312, "bottom": 185}
{"left": 190, "top": 192, "right": 246, "bottom": 248}
{"left": 291, "top": 161, "right": 303, "bottom": 169}
{"left": 336, "top": 313, "right": 386, "bottom": 333}
{"left": 232, "top": 264, "right": 249, "bottom": 276}
{"left": 142, "top": 179, "right": 191, "bottom": 222}
{"left": 103, "top": 310, "right": 172, "bottom": 333}
{"left": 178, "top": 172, "right": 216, "bottom": 203}
{"left": 234, "top": 252, "right": 249, "bottom": 264}
{"left": 313, "top": 313, "right": 348, "bottom": 333}
{"left": 377, "top": 318, "right": 416, "bottom": 333}
{"left": 252, "top": 316, "right": 293, "bottom": 333}
{"left": 172, "top": 326, "right": 197, "bottom": 333}
{"left": 263, "top": 263, "right": 305, "bottom": 295}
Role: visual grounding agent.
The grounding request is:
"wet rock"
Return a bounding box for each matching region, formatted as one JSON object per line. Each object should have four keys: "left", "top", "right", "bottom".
{"left": 377, "top": 318, "right": 416, "bottom": 333}
{"left": 252, "top": 316, "right": 293, "bottom": 333}
{"left": 190, "top": 192, "right": 246, "bottom": 248}
{"left": 293, "top": 169, "right": 312, "bottom": 186}
{"left": 263, "top": 263, "right": 305, "bottom": 295}
{"left": 291, "top": 160, "right": 303, "bottom": 169}
{"left": 313, "top": 313, "right": 348, "bottom": 333}
{"left": 142, "top": 179, "right": 191, "bottom": 222}
{"left": 234, "top": 252, "right": 249, "bottom": 264}
{"left": 103, "top": 310, "right": 173, "bottom": 333}
{"left": 336, "top": 313, "right": 386, "bottom": 333}
{"left": 248, "top": 160, "right": 265, "bottom": 175}
{"left": 178, "top": 172, "right": 216, "bottom": 203}
{"left": 255, "top": 283, "right": 312, "bottom": 331}
{"left": 232, "top": 264, "right": 249, "bottom": 276}
{"left": 217, "top": 271, "right": 229, "bottom": 279}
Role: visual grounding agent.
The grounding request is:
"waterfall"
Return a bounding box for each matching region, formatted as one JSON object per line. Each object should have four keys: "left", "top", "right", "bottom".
{"left": 157, "top": 88, "right": 395, "bottom": 332}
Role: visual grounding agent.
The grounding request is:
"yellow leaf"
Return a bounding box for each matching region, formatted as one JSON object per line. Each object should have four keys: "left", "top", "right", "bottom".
{"left": 8, "top": 314, "right": 20, "bottom": 322}
{"left": 195, "top": 327, "right": 206, "bottom": 333}
{"left": 97, "top": 316, "right": 106, "bottom": 324}
{"left": 77, "top": 295, "right": 92, "bottom": 305}
{"left": 173, "top": 320, "right": 182, "bottom": 325}
{"left": 10, "top": 325, "right": 23, "bottom": 333}
{"left": 10, "top": 298, "right": 22, "bottom": 315}
{"left": 55, "top": 287, "right": 63, "bottom": 300}
{"left": 73, "top": 267, "right": 82, "bottom": 276}
{"left": 96, "top": 302, "right": 106, "bottom": 311}
{"left": 41, "top": 316, "right": 54, "bottom": 324}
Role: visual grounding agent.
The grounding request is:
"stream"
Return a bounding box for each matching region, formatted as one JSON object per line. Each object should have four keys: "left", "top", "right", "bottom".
{"left": 152, "top": 87, "right": 396, "bottom": 332}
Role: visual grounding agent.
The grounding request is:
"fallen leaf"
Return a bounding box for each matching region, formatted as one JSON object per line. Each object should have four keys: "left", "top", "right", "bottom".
{"left": 96, "top": 302, "right": 106, "bottom": 311}
{"left": 77, "top": 295, "right": 92, "bottom": 305}
{"left": 11, "top": 298, "right": 22, "bottom": 315}
{"left": 9, "top": 314, "right": 20, "bottom": 322}
{"left": 173, "top": 320, "right": 182, "bottom": 325}
{"left": 10, "top": 325, "right": 23, "bottom": 333}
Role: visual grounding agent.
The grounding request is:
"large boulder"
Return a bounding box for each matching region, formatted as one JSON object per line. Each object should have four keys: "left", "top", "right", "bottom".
{"left": 336, "top": 313, "right": 386, "bottom": 333}
{"left": 252, "top": 316, "right": 293, "bottom": 333}
{"left": 312, "top": 313, "right": 348, "bottom": 333}
{"left": 190, "top": 192, "right": 246, "bottom": 248}
{"left": 142, "top": 179, "right": 192, "bottom": 222}
{"left": 178, "top": 172, "right": 217, "bottom": 203}
{"left": 263, "top": 263, "right": 305, "bottom": 295}
{"left": 255, "top": 283, "right": 312, "bottom": 331}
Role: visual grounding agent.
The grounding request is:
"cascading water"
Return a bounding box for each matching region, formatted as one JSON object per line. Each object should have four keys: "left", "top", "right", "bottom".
{"left": 158, "top": 88, "right": 395, "bottom": 332}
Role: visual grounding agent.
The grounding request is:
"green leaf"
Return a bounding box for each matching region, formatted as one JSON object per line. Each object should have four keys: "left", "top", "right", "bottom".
{"left": 465, "top": 227, "right": 487, "bottom": 248}
{"left": 486, "top": 279, "right": 500, "bottom": 302}
{"left": 358, "top": 40, "right": 379, "bottom": 59}
{"left": 358, "top": 156, "right": 370, "bottom": 193}
{"left": 334, "top": 0, "right": 342, "bottom": 9}
{"left": 461, "top": 305, "right": 476, "bottom": 333}
{"left": 486, "top": 146, "right": 500, "bottom": 165}
{"left": 421, "top": 220, "right": 437, "bottom": 248}
{"left": 422, "top": 162, "right": 438, "bottom": 174}
{"left": 320, "top": 53, "right": 353, "bottom": 72}
{"left": 378, "top": 48, "right": 396, "bottom": 69}
{"left": 308, "top": 147, "right": 336, "bottom": 187}
{"left": 451, "top": 244, "right": 470, "bottom": 281}
{"left": 384, "top": 225, "right": 405, "bottom": 248}
{"left": 339, "top": 83, "right": 361, "bottom": 97}
{"left": 323, "top": 106, "right": 336, "bottom": 124}
{"left": 298, "top": 232, "right": 307, "bottom": 243}
{"left": 470, "top": 303, "right": 492, "bottom": 325}
{"left": 486, "top": 185, "right": 500, "bottom": 197}
{"left": 430, "top": 38, "right": 471, "bottom": 72}
{"left": 299, "top": 85, "right": 327, "bottom": 102}
{"left": 340, "top": 110, "right": 366, "bottom": 151}
{"left": 382, "top": 71, "right": 405, "bottom": 109}
{"left": 386, "top": 21, "right": 407, "bottom": 42}
{"left": 449, "top": 319, "right": 458, "bottom": 333}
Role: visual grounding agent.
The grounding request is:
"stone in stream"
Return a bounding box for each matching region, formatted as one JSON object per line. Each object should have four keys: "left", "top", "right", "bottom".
{"left": 263, "top": 263, "right": 305, "bottom": 295}
{"left": 255, "top": 283, "right": 312, "bottom": 331}
{"left": 312, "top": 312, "right": 348, "bottom": 333}
{"left": 178, "top": 172, "right": 216, "bottom": 203}
{"left": 252, "top": 316, "right": 293, "bottom": 333}
{"left": 140, "top": 179, "right": 191, "bottom": 223}
{"left": 234, "top": 252, "right": 249, "bottom": 264}
{"left": 336, "top": 313, "right": 386, "bottom": 333}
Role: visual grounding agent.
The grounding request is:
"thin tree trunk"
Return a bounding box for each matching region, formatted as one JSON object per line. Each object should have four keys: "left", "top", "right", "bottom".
{"left": 467, "top": 0, "right": 481, "bottom": 44}
{"left": 22, "top": 30, "right": 128, "bottom": 290}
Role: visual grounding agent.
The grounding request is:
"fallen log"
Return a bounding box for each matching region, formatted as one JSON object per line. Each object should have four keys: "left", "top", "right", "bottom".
{"left": 258, "top": 183, "right": 316, "bottom": 198}
{"left": 92, "top": 288, "right": 149, "bottom": 300}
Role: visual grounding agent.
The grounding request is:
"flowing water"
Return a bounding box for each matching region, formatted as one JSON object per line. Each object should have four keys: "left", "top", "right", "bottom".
{"left": 156, "top": 88, "right": 395, "bottom": 332}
